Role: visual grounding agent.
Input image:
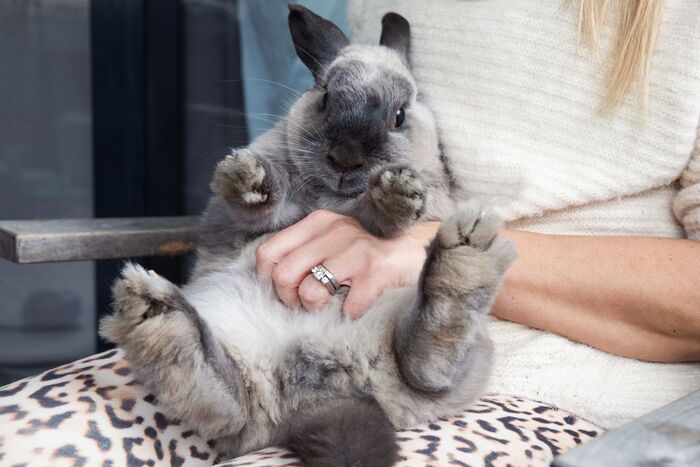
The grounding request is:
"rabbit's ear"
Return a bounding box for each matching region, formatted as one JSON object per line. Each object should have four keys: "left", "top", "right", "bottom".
{"left": 288, "top": 4, "right": 351, "bottom": 82}
{"left": 380, "top": 12, "right": 410, "bottom": 66}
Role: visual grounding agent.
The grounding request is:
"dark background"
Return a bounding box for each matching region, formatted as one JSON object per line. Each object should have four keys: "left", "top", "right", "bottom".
{"left": 0, "top": 0, "right": 346, "bottom": 385}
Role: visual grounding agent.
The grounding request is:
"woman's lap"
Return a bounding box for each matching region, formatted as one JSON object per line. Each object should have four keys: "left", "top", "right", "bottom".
{"left": 0, "top": 351, "right": 603, "bottom": 466}
{"left": 223, "top": 398, "right": 602, "bottom": 467}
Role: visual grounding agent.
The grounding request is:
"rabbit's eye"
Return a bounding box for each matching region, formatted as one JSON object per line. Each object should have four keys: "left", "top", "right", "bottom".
{"left": 322, "top": 92, "right": 329, "bottom": 110}
{"left": 395, "top": 107, "right": 406, "bottom": 128}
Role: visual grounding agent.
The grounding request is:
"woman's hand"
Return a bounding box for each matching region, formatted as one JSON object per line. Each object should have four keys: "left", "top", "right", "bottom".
{"left": 256, "top": 210, "right": 440, "bottom": 317}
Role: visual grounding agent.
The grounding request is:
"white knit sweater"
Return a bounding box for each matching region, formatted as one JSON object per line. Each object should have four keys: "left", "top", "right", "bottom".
{"left": 350, "top": 0, "right": 700, "bottom": 428}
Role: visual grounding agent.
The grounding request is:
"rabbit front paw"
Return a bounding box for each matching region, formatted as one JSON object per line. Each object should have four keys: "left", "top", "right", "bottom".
{"left": 211, "top": 149, "right": 271, "bottom": 207}
{"left": 368, "top": 164, "right": 426, "bottom": 227}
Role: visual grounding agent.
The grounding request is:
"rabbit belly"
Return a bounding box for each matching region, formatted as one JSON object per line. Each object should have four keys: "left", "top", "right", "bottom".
{"left": 182, "top": 258, "right": 357, "bottom": 372}
{"left": 180, "top": 244, "right": 467, "bottom": 435}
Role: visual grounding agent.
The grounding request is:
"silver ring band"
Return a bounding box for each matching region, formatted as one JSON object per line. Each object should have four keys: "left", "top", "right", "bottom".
{"left": 311, "top": 264, "right": 340, "bottom": 295}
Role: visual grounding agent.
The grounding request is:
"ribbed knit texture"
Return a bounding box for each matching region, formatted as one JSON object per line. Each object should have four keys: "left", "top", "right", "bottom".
{"left": 675, "top": 123, "right": 700, "bottom": 239}
{"left": 350, "top": 0, "right": 700, "bottom": 428}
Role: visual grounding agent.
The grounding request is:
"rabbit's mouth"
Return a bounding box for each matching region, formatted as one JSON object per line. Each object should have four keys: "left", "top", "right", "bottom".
{"left": 335, "top": 172, "right": 367, "bottom": 198}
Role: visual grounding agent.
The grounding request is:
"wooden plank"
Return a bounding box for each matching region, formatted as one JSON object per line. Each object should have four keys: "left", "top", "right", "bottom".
{"left": 553, "top": 390, "right": 700, "bottom": 467}
{"left": 0, "top": 217, "right": 199, "bottom": 264}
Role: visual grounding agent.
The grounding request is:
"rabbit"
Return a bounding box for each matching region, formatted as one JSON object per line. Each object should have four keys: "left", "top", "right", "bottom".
{"left": 99, "top": 4, "right": 515, "bottom": 466}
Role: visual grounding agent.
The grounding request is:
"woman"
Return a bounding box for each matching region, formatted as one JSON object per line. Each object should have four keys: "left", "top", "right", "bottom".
{"left": 1, "top": 1, "right": 698, "bottom": 465}
{"left": 255, "top": 0, "right": 700, "bottom": 458}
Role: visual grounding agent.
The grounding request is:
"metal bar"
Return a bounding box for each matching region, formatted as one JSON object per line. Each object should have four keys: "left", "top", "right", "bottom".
{"left": 0, "top": 217, "right": 198, "bottom": 264}
{"left": 553, "top": 390, "right": 700, "bottom": 467}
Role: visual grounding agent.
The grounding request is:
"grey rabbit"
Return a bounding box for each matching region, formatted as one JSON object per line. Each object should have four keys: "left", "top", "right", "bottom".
{"left": 100, "top": 4, "right": 515, "bottom": 466}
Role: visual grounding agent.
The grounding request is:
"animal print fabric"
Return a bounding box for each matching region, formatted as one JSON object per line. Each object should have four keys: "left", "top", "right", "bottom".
{"left": 0, "top": 350, "right": 603, "bottom": 466}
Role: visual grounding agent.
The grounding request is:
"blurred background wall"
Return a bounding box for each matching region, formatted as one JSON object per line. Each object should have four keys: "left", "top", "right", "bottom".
{"left": 0, "top": 0, "right": 347, "bottom": 385}
{"left": 0, "top": 0, "right": 95, "bottom": 383}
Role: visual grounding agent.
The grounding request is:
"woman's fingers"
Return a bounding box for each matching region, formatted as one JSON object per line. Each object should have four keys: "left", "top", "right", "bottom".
{"left": 270, "top": 228, "right": 363, "bottom": 306}
{"left": 256, "top": 209, "right": 340, "bottom": 279}
{"left": 300, "top": 272, "right": 379, "bottom": 315}
{"left": 270, "top": 237, "right": 336, "bottom": 306}
{"left": 342, "top": 277, "right": 384, "bottom": 319}
{"left": 261, "top": 211, "right": 369, "bottom": 307}
{"left": 297, "top": 250, "right": 366, "bottom": 310}
{"left": 255, "top": 210, "right": 431, "bottom": 317}
{"left": 298, "top": 274, "right": 333, "bottom": 311}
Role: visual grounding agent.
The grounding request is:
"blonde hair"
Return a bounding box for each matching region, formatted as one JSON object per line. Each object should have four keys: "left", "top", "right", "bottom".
{"left": 576, "top": 0, "right": 666, "bottom": 112}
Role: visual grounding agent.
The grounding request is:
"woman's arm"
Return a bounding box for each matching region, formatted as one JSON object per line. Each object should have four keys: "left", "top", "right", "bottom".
{"left": 257, "top": 210, "right": 700, "bottom": 362}
{"left": 494, "top": 231, "right": 700, "bottom": 362}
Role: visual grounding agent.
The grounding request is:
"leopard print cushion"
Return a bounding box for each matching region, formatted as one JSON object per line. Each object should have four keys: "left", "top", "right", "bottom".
{"left": 0, "top": 350, "right": 603, "bottom": 466}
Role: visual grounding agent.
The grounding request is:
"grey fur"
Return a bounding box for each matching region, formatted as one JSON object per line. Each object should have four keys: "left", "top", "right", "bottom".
{"left": 285, "top": 396, "right": 399, "bottom": 467}
{"left": 100, "top": 4, "right": 516, "bottom": 464}
{"left": 101, "top": 266, "right": 248, "bottom": 446}
{"left": 288, "top": 3, "right": 351, "bottom": 83}
{"left": 380, "top": 12, "right": 411, "bottom": 66}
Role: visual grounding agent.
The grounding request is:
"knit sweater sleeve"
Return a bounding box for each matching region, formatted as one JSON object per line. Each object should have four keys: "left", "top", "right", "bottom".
{"left": 673, "top": 121, "right": 700, "bottom": 240}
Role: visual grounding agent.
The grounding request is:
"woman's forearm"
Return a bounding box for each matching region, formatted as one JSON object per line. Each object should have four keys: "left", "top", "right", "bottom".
{"left": 492, "top": 231, "right": 700, "bottom": 362}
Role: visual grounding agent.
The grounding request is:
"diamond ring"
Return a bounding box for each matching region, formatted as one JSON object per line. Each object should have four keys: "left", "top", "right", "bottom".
{"left": 311, "top": 264, "right": 340, "bottom": 295}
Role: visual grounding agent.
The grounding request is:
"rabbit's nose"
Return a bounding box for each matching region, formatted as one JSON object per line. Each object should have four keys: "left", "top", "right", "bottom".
{"left": 327, "top": 149, "right": 365, "bottom": 172}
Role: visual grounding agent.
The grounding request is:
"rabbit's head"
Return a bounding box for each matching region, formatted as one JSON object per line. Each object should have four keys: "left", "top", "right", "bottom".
{"left": 285, "top": 4, "right": 440, "bottom": 198}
